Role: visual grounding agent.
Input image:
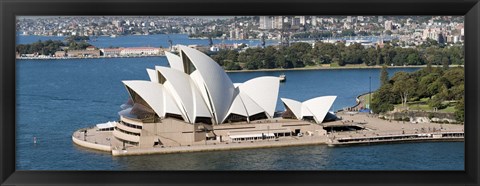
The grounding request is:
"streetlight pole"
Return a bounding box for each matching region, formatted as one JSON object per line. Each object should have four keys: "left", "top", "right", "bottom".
{"left": 267, "top": 126, "right": 270, "bottom": 141}
{"left": 369, "top": 76, "right": 372, "bottom": 110}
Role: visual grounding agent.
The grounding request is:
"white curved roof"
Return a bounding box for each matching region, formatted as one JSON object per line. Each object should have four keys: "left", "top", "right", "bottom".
{"left": 225, "top": 91, "right": 248, "bottom": 117}
{"left": 281, "top": 96, "right": 337, "bottom": 124}
{"left": 146, "top": 69, "right": 158, "bottom": 83}
{"left": 164, "top": 52, "right": 184, "bottom": 72}
{"left": 122, "top": 80, "right": 166, "bottom": 117}
{"left": 238, "top": 76, "right": 279, "bottom": 118}
{"left": 304, "top": 96, "right": 337, "bottom": 124}
{"left": 162, "top": 87, "right": 184, "bottom": 119}
{"left": 280, "top": 98, "right": 303, "bottom": 119}
{"left": 238, "top": 92, "right": 265, "bottom": 117}
{"left": 190, "top": 70, "right": 213, "bottom": 114}
{"left": 156, "top": 66, "right": 211, "bottom": 123}
{"left": 233, "top": 83, "right": 242, "bottom": 88}
{"left": 121, "top": 46, "right": 289, "bottom": 125}
{"left": 179, "top": 45, "right": 235, "bottom": 124}
{"left": 122, "top": 80, "right": 185, "bottom": 120}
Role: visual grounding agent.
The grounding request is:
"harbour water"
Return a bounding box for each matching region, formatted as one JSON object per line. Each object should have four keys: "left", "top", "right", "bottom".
{"left": 15, "top": 34, "right": 464, "bottom": 170}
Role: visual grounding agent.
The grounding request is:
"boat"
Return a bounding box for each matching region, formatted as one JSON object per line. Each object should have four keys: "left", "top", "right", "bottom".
{"left": 279, "top": 73, "right": 286, "bottom": 82}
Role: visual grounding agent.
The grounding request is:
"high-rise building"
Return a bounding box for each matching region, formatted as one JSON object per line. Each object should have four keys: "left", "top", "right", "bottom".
{"left": 357, "top": 16, "right": 364, "bottom": 22}
{"left": 299, "top": 16, "right": 306, "bottom": 25}
{"left": 229, "top": 30, "right": 235, "bottom": 39}
{"left": 311, "top": 16, "right": 317, "bottom": 26}
{"left": 292, "top": 17, "right": 301, "bottom": 27}
{"left": 235, "top": 28, "right": 241, "bottom": 39}
{"left": 347, "top": 16, "right": 353, "bottom": 23}
{"left": 259, "top": 16, "right": 273, "bottom": 30}
{"left": 273, "top": 16, "right": 283, "bottom": 29}
{"left": 384, "top": 20, "right": 393, "bottom": 30}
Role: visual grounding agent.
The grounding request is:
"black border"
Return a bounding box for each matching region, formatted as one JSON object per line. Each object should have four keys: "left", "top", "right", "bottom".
{"left": 1, "top": 0, "right": 479, "bottom": 185}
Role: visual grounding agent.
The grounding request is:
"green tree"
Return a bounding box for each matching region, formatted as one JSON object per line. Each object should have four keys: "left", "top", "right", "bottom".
{"left": 428, "top": 95, "right": 446, "bottom": 110}
{"left": 380, "top": 65, "right": 389, "bottom": 86}
{"left": 224, "top": 61, "right": 242, "bottom": 70}
{"left": 454, "top": 97, "right": 464, "bottom": 122}
{"left": 391, "top": 72, "right": 416, "bottom": 107}
{"left": 264, "top": 46, "right": 278, "bottom": 69}
{"left": 371, "top": 83, "right": 396, "bottom": 113}
{"left": 406, "top": 52, "right": 422, "bottom": 65}
{"left": 313, "top": 42, "right": 339, "bottom": 64}
{"left": 342, "top": 43, "right": 365, "bottom": 65}
{"left": 365, "top": 48, "right": 378, "bottom": 66}
{"left": 442, "top": 56, "right": 450, "bottom": 70}
{"left": 418, "top": 73, "right": 440, "bottom": 98}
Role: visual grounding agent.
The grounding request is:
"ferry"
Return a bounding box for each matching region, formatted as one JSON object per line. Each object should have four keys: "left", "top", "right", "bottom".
{"left": 279, "top": 74, "right": 286, "bottom": 82}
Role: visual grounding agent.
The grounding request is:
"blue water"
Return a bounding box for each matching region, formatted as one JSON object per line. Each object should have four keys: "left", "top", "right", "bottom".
{"left": 15, "top": 57, "right": 464, "bottom": 170}
{"left": 16, "top": 33, "right": 278, "bottom": 48}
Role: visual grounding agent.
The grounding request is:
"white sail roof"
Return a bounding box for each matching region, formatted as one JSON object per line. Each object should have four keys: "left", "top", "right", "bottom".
{"left": 225, "top": 92, "right": 248, "bottom": 117}
{"left": 280, "top": 98, "right": 303, "bottom": 120}
{"left": 165, "top": 51, "right": 184, "bottom": 72}
{"left": 121, "top": 46, "right": 338, "bottom": 125}
{"left": 179, "top": 46, "right": 235, "bottom": 124}
{"left": 304, "top": 96, "right": 337, "bottom": 124}
{"left": 156, "top": 66, "right": 211, "bottom": 123}
{"left": 238, "top": 92, "right": 265, "bottom": 117}
{"left": 122, "top": 80, "right": 166, "bottom": 117}
{"left": 238, "top": 76, "right": 279, "bottom": 118}
{"left": 281, "top": 96, "right": 337, "bottom": 124}
{"left": 163, "top": 87, "right": 184, "bottom": 118}
{"left": 146, "top": 69, "right": 158, "bottom": 83}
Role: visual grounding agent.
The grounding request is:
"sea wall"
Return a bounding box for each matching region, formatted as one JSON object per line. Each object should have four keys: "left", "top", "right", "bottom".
{"left": 72, "top": 135, "right": 111, "bottom": 152}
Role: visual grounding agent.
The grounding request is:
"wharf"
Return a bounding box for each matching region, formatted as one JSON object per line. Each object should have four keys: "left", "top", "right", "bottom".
{"left": 72, "top": 91, "right": 464, "bottom": 155}
{"left": 327, "top": 132, "right": 464, "bottom": 146}
{"left": 111, "top": 136, "right": 327, "bottom": 156}
{"left": 71, "top": 126, "right": 328, "bottom": 156}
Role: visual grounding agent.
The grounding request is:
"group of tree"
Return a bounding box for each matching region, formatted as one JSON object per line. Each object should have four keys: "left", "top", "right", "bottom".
{"left": 371, "top": 66, "right": 464, "bottom": 122}
{"left": 209, "top": 40, "right": 464, "bottom": 71}
{"left": 16, "top": 37, "right": 93, "bottom": 56}
{"left": 211, "top": 42, "right": 315, "bottom": 70}
{"left": 16, "top": 39, "right": 66, "bottom": 56}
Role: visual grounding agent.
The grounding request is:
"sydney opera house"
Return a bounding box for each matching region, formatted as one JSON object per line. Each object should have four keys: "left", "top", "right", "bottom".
{"left": 93, "top": 46, "right": 337, "bottom": 149}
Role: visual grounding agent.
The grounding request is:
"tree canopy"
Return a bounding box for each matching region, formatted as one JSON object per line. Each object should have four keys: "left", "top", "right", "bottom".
{"left": 209, "top": 40, "right": 464, "bottom": 70}
{"left": 371, "top": 67, "right": 464, "bottom": 122}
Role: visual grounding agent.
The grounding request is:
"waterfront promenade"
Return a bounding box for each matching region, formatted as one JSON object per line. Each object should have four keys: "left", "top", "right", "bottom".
{"left": 72, "top": 126, "right": 328, "bottom": 156}
{"left": 72, "top": 110, "right": 463, "bottom": 156}
{"left": 71, "top": 87, "right": 464, "bottom": 156}
{"left": 327, "top": 111, "right": 463, "bottom": 145}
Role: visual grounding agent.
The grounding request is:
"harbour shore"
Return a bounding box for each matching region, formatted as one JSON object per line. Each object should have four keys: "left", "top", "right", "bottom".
{"left": 225, "top": 64, "right": 463, "bottom": 73}
{"left": 16, "top": 54, "right": 165, "bottom": 60}
{"left": 72, "top": 104, "right": 464, "bottom": 156}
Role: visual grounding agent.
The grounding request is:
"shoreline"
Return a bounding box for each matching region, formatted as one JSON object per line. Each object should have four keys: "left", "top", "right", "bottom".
{"left": 225, "top": 64, "right": 463, "bottom": 73}
{"left": 72, "top": 109, "right": 464, "bottom": 156}
{"left": 16, "top": 55, "right": 166, "bottom": 60}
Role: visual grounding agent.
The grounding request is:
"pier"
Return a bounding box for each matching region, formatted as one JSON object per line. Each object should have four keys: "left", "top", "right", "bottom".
{"left": 327, "top": 132, "right": 464, "bottom": 146}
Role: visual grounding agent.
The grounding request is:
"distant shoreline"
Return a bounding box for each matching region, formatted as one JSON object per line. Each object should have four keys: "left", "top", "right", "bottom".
{"left": 225, "top": 65, "right": 463, "bottom": 73}
{"left": 16, "top": 55, "right": 166, "bottom": 60}
{"left": 16, "top": 57, "right": 463, "bottom": 72}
